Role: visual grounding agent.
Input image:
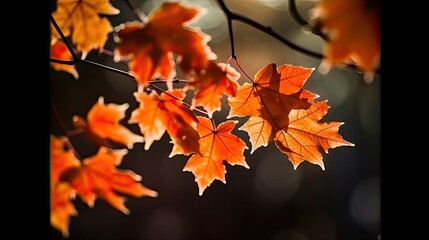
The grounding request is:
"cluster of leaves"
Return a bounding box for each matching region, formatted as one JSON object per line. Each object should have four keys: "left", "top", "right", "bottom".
{"left": 50, "top": 0, "right": 378, "bottom": 237}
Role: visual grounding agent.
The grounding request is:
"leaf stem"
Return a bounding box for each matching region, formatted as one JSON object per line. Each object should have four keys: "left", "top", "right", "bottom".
{"left": 233, "top": 58, "right": 253, "bottom": 83}
{"left": 124, "top": 0, "right": 148, "bottom": 23}
{"left": 99, "top": 48, "right": 129, "bottom": 67}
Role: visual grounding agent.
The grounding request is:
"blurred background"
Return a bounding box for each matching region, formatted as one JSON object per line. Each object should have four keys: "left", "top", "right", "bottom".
{"left": 50, "top": 0, "right": 380, "bottom": 239}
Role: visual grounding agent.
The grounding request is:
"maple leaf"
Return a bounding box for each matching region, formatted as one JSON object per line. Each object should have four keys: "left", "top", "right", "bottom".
{"left": 228, "top": 63, "right": 353, "bottom": 169}
{"left": 50, "top": 40, "right": 78, "bottom": 79}
{"left": 65, "top": 147, "right": 158, "bottom": 214}
{"left": 73, "top": 97, "right": 144, "bottom": 149}
{"left": 50, "top": 136, "right": 80, "bottom": 236}
{"left": 310, "top": 0, "right": 380, "bottom": 81}
{"left": 183, "top": 116, "right": 249, "bottom": 195}
{"left": 51, "top": 0, "right": 120, "bottom": 58}
{"left": 274, "top": 100, "right": 354, "bottom": 170}
{"left": 114, "top": 2, "right": 216, "bottom": 88}
{"left": 129, "top": 89, "right": 200, "bottom": 157}
{"left": 190, "top": 61, "right": 240, "bottom": 117}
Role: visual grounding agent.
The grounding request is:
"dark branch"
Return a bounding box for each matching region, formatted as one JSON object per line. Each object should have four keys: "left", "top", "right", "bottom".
{"left": 289, "top": 0, "right": 308, "bottom": 26}
{"left": 50, "top": 15, "right": 79, "bottom": 60}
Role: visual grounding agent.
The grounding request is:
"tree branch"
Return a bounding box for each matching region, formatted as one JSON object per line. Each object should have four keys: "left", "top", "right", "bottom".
{"left": 51, "top": 12, "right": 209, "bottom": 117}
{"left": 215, "top": 0, "right": 380, "bottom": 75}
{"left": 216, "top": 0, "right": 323, "bottom": 59}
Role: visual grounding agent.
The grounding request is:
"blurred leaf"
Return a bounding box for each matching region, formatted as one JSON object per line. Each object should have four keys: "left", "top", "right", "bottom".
{"left": 310, "top": 0, "right": 380, "bottom": 80}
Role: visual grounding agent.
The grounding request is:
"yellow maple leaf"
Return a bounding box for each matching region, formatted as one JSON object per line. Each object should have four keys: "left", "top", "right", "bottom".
{"left": 51, "top": 0, "right": 120, "bottom": 58}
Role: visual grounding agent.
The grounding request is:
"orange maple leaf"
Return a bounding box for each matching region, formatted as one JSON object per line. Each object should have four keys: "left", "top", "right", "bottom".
{"left": 129, "top": 89, "right": 200, "bottom": 157}
{"left": 310, "top": 0, "right": 380, "bottom": 81}
{"left": 51, "top": 0, "right": 120, "bottom": 58}
{"left": 183, "top": 116, "right": 249, "bottom": 195}
{"left": 114, "top": 2, "right": 216, "bottom": 88}
{"left": 228, "top": 63, "right": 353, "bottom": 169}
{"left": 66, "top": 147, "right": 158, "bottom": 214}
{"left": 50, "top": 40, "right": 78, "bottom": 79}
{"left": 190, "top": 62, "right": 240, "bottom": 117}
{"left": 50, "top": 136, "right": 80, "bottom": 236}
{"left": 51, "top": 183, "right": 77, "bottom": 237}
{"left": 73, "top": 97, "right": 144, "bottom": 149}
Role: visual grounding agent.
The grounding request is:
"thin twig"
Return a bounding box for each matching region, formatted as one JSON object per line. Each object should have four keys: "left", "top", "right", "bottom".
{"left": 148, "top": 83, "right": 209, "bottom": 117}
{"left": 80, "top": 58, "right": 134, "bottom": 78}
{"left": 215, "top": 0, "right": 322, "bottom": 59}
{"left": 50, "top": 58, "right": 76, "bottom": 65}
{"left": 51, "top": 101, "right": 81, "bottom": 159}
{"left": 150, "top": 78, "right": 190, "bottom": 84}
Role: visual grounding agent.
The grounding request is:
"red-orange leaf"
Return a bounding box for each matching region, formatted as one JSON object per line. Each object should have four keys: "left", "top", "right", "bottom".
{"left": 228, "top": 63, "right": 353, "bottom": 169}
{"left": 68, "top": 147, "right": 158, "bottom": 214}
{"left": 74, "top": 97, "right": 144, "bottom": 149}
{"left": 50, "top": 136, "right": 80, "bottom": 236}
{"left": 129, "top": 90, "right": 200, "bottom": 156}
{"left": 114, "top": 2, "right": 216, "bottom": 88}
{"left": 50, "top": 40, "right": 78, "bottom": 79}
{"left": 183, "top": 116, "right": 249, "bottom": 195}
{"left": 310, "top": 0, "right": 380, "bottom": 81}
{"left": 190, "top": 62, "right": 240, "bottom": 117}
{"left": 51, "top": 0, "right": 119, "bottom": 58}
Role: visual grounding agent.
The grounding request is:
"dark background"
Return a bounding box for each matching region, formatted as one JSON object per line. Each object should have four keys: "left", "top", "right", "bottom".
{"left": 50, "top": 0, "right": 380, "bottom": 239}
